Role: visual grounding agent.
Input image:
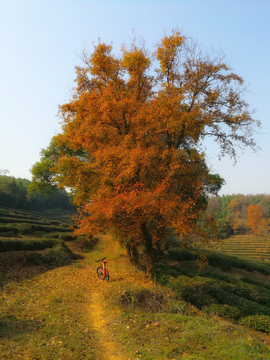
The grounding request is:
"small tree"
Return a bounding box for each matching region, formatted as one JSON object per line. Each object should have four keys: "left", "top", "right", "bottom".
{"left": 33, "top": 31, "right": 260, "bottom": 266}
{"left": 227, "top": 197, "right": 249, "bottom": 234}
{"left": 247, "top": 204, "right": 267, "bottom": 235}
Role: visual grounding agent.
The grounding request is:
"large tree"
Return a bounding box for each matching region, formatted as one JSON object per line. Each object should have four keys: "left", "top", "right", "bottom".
{"left": 33, "top": 31, "right": 260, "bottom": 264}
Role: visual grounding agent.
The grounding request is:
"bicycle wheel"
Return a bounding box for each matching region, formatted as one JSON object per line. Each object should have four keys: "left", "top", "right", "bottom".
{"left": 97, "top": 266, "right": 105, "bottom": 279}
{"left": 104, "top": 268, "right": 110, "bottom": 282}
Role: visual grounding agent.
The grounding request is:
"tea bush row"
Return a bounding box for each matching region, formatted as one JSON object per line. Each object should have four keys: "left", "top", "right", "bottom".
{"left": 0, "top": 217, "right": 61, "bottom": 226}
{"left": 240, "top": 276, "right": 270, "bottom": 292}
{"left": 202, "top": 273, "right": 270, "bottom": 306}
{"left": 0, "top": 238, "right": 58, "bottom": 252}
{"left": 203, "top": 306, "right": 270, "bottom": 332}
{"left": 24, "top": 240, "right": 77, "bottom": 267}
{"left": 168, "top": 275, "right": 270, "bottom": 318}
{"left": 0, "top": 212, "right": 39, "bottom": 220}
{"left": 13, "top": 223, "right": 72, "bottom": 235}
{"left": 167, "top": 248, "right": 270, "bottom": 275}
{"left": 240, "top": 315, "right": 270, "bottom": 333}
{"left": 0, "top": 225, "right": 19, "bottom": 234}
{"left": 202, "top": 304, "right": 241, "bottom": 320}
{"left": 43, "top": 233, "right": 74, "bottom": 241}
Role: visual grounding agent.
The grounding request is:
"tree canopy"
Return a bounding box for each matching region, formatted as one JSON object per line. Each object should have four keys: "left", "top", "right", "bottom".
{"left": 0, "top": 175, "right": 74, "bottom": 211}
{"left": 207, "top": 194, "right": 270, "bottom": 238}
{"left": 32, "top": 31, "right": 260, "bottom": 264}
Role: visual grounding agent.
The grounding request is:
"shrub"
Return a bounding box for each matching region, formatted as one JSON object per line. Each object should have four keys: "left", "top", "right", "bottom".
{"left": 202, "top": 304, "right": 241, "bottom": 320}
{"left": 119, "top": 289, "right": 168, "bottom": 313}
{"left": 205, "top": 252, "right": 270, "bottom": 275}
{"left": 240, "top": 315, "right": 270, "bottom": 333}
{"left": 15, "top": 223, "right": 34, "bottom": 235}
{"left": 0, "top": 209, "right": 9, "bottom": 214}
{"left": 75, "top": 235, "right": 98, "bottom": 252}
{"left": 59, "top": 234, "right": 74, "bottom": 241}
{"left": 169, "top": 276, "right": 216, "bottom": 309}
{"left": 241, "top": 277, "right": 270, "bottom": 292}
{"left": 168, "top": 275, "right": 270, "bottom": 317}
{"left": 26, "top": 242, "right": 72, "bottom": 266}
{"left": 0, "top": 238, "right": 57, "bottom": 252}
{"left": 59, "top": 223, "right": 70, "bottom": 228}
{"left": 152, "top": 264, "right": 182, "bottom": 284}
{"left": 13, "top": 223, "right": 73, "bottom": 235}
{"left": 167, "top": 247, "right": 270, "bottom": 275}
{"left": 167, "top": 248, "right": 195, "bottom": 261}
{"left": 0, "top": 225, "right": 19, "bottom": 235}
{"left": 48, "top": 220, "right": 60, "bottom": 226}
{"left": 42, "top": 233, "right": 60, "bottom": 239}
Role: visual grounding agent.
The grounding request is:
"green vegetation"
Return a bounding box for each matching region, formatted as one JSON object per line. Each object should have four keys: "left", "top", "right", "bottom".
{"left": 207, "top": 194, "right": 270, "bottom": 237}
{"left": 218, "top": 234, "right": 270, "bottom": 262}
{"left": 1, "top": 204, "right": 270, "bottom": 358}
{"left": 240, "top": 315, "right": 270, "bottom": 334}
{"left": 0, "top": 175, "right": 75, "bottom": 212}
{"left": 167, "top": 248, "right": 270, "bottom": 273}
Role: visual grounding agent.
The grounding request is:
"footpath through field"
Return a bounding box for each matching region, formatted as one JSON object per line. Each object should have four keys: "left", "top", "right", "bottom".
{"left": 0, "top": 234, "right": 153, "bottom": 359}
{"left": 86, "top": 235, "right": 131, "bottom": 360}
{"left": 85, "top": 234, "right": 157, "bottom": 360}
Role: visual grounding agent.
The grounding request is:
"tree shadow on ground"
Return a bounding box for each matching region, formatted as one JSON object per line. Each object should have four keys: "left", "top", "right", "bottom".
{"left": 0, "top": 248, "right": 83, "bottom": 288}
{"left": 0, "top": 314, "right": 38, "bottom": 340}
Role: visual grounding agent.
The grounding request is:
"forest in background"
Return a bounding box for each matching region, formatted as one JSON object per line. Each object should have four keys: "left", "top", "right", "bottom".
{"left": 207, "top": 194, "right": 270, "bottom": 238}
{"left": 0, "top": 175, "right": 74, "bottom": 212}
{"left": 1, "top": 174, "right": 270, "bottom": 239}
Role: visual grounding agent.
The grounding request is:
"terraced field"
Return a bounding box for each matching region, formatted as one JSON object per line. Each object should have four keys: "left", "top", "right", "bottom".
{"left": 218, "top": 234, "right": 270, "bottom": 262}
{"left": 0, "top": 206, "right": 75, "bottom": 239}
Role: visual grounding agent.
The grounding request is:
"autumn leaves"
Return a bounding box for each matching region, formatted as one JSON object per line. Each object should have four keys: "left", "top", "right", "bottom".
{"left": 45, "top": 31, "right": 260, "bottom": 263}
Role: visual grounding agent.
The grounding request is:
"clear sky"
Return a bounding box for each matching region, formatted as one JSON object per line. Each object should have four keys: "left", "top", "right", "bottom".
{"left": 1, "top": 0, "right": 269, "bottom": 195}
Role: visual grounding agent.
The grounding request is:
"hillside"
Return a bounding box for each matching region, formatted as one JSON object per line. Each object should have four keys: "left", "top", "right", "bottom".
{"left": 218, "top": 234, "right": 270, "bottom": 262}
{"left": 1, "top": 221, "right": 270, "bottom": 359}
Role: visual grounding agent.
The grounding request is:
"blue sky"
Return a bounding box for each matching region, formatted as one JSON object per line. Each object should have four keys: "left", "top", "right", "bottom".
{"left": 1, "top": 0, "right": 269, "bottom": 195}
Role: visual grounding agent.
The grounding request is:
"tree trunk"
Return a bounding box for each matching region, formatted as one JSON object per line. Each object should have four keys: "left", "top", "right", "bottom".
{"left": 140, "top": 222, "right": 158, "bottom": 271}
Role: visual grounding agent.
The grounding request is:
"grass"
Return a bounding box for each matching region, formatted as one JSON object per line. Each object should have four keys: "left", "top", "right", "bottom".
{"left": 0, "top": 262, "right": 97, "bottom": 359}
{"left": 1, "top": 213, "right": 270, "bottom": 359}
{"left": 110, "top": 311, "right": 270, "bottom": 359}
{"left": 104, "top": 262, "right": 270, "bottom": 359}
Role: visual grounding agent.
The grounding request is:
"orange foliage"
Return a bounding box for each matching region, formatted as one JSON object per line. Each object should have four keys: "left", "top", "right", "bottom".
{"left": 51, "top": 31, "right": 259, "bottom": 261}
{"left": 247, "top": 205, "right": 267, "bottom": 235}
{"left": 227, "top": 198, "right": 248, "bottom": 234}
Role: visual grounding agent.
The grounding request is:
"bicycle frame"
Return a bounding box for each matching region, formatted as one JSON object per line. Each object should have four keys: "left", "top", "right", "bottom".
{"left": 95, "top": 257, "right": 109, "bottom": 281}
{"left": 101, "top": 259, "right": 107, "bottom": 277}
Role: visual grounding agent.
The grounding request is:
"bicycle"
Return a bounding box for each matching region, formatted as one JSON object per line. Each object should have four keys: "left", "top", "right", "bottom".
{"left": 95, "top": 257, "right": 110, "bottom": 282}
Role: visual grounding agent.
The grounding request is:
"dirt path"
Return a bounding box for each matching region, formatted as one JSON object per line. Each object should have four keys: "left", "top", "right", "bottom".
{"left": 87, "top": 236, "right": 129, "bottom": 360}
{"left": 89, "top": 290, "right": 128, "bottom": 360}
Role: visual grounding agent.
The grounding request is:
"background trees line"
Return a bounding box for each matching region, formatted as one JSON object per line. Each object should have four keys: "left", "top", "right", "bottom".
{"left": 0, "top": 175, "right": 74, "bottom": 212}
{"left": 207, "top": 194, "right": 270, "bottom": 237}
